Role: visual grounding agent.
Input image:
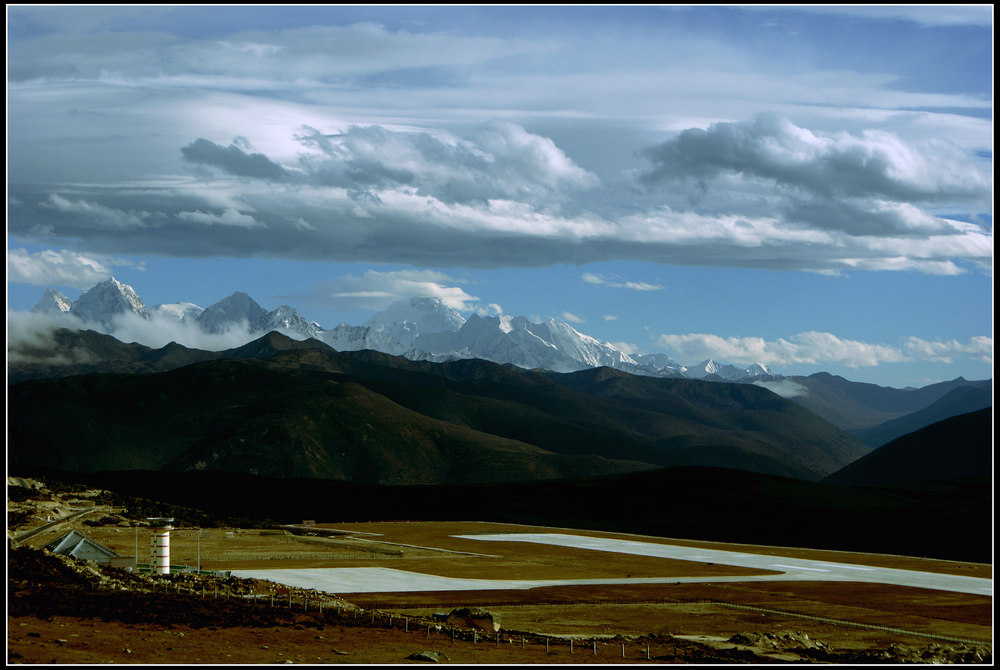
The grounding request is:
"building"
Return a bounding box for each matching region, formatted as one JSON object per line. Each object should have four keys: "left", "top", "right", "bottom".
{"left": 44, "top": 530, "right": 120, "bottom": 564}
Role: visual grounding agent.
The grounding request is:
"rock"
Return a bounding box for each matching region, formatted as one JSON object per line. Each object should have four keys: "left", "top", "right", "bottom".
{"left": 408, "top": 650, "right": 449, "bottom": 663}
{"left": 446, "top": 607, "right": 501, "bottom": 632}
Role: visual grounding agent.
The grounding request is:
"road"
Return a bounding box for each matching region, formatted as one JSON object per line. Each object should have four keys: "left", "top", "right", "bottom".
{"left": 232, "top": 531, "right": 991, "bottom": 596}
{"left": 13, "top": 508, "right": 96, "bottom": 543}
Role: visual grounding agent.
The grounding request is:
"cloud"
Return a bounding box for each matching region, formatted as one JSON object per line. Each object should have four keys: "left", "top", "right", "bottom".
{"left": 7, "top": 112, "right": 991, "bottom": 276}
{"left": 7, "top": 248, "right": 113, "bottom": 288}
{"left": 655, "top": 330, "right": 992, "bottom": 369}
{"left": 560, "top": 311, "right": 584, "bottom": 324}
{"left": 294, "top": 121, "right": 598, "bottom": 206}
{"left": 177, "top": 208, "right": 263, "bottom": 228}
{"left": 312, "top": 269, "right": 481, "bottom": 312}
{"left": 41, "top": 194, "right": 150, "bottom": 229}
{"left": 6, "top": 307, "right": 266, "bottom": 366}
{"left": 603, "top": 314, "right": 619, "bottom": 321}
{"left": 752, "top": 379, "right": 810, "bottom": 399}
{"left": 641, "top": 113, "right": 991, "bottom": 236}
{"left": 181, "top": 138, "right": 290, "bottom": 180}
{"left": 582, "top": 272, "right": 663, "bottom": 291}
{"left": 903, "top": 335, "right": 993, "bottom": 364}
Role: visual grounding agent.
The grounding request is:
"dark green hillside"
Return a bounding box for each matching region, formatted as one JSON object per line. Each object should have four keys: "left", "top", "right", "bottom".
{"left": 823, "top": 408, "right": 992, "bottom": 488}
{"left": 9, "top": 333, "right": 871, "bottom": 482}
{"left": 8, "top": 359, "right": 653, "bottom": 484}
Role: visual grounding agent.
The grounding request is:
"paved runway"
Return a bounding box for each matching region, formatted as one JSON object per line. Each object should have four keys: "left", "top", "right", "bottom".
{"left": 231, "top": 532, "right": 991, "bottom": 596}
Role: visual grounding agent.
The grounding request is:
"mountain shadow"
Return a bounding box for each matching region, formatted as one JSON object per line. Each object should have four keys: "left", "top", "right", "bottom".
{"left": 8, "top": 333, "right": 870, "bottom": 483}
{"left": 823, "top": 408, "right": 992, "bottom": 488}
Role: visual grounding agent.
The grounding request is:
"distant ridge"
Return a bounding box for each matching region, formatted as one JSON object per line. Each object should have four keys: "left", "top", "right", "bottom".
{"left": 8, "top": 332, "right": 870, "bottom": 483}
{"left": 823, "top": 408, "right": 992, "bottom": 488}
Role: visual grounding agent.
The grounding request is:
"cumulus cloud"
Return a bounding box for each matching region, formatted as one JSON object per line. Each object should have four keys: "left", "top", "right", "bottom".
{"left": 655, "top": 330, "right": 992, "bottom": 369}
{"left": 293, "top": 121, "right": 598, "bottom": 206}
{"left": 903, "top": 335, "right": 993, "bottom": 364}
{"left": 312, "top": 269, "right": 481, "bottom": 312}
{"left": 641, "top": 113, "right": 991, "bottom": 238}
{"left": 6, "top": 111, "right": 991, "bottom": 276}
{"left": 8, "top": 248, "right": 113, "bottom": 288}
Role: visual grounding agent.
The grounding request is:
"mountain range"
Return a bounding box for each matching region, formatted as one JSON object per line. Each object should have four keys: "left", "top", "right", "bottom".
{"left": 23, "top": 278, "right": 990, "bottom": 443}
{"left": 30, "top": 278, "right": 762, "bottom": 380}
{"left": 8, "top": 330, "right": 870, "bottom": 484}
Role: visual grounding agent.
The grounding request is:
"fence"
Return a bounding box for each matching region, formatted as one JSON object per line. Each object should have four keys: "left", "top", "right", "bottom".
{"left": 81, "top": 578, "right": 992, "bottom": 651}
{"left": 347, "top": 596, "right": 992, "bottom": 647}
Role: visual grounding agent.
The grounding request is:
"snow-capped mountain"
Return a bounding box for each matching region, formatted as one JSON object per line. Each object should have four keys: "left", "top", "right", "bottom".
{"left": 31, "top": 288, "right": 72, "bottom": 314}
{"left": 363, "top": 297, "right": 466, "bottom": 347}
{"left": 685, "top": 359, "right": 772, "bottom": 380}
{"left": 413, "top": 314, "right": 639, "bottom": 373}
{"left": 254, "top": 305, "right": 324, "bottom": 340}
{"left": 631, "top": 352, "right": 687, "bottom": 376}
{"left": 69, "top": 278, "right": 149, "bottom": 327}
{"left": 151, "top": 302, "right": 204, "bottom": 322}
{"left": 196, "top": 292, "right": 268, "bottom": 334}
{"left": 29, "top": 280, "right": 780, "bottom": 381}
{"left": 319, "top": 323, "right": 421, "bottom": 357}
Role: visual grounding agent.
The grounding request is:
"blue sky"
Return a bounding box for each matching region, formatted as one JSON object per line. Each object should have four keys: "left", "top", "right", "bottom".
{"left": 6, "top": 5, "right": 993, "bottom": 387}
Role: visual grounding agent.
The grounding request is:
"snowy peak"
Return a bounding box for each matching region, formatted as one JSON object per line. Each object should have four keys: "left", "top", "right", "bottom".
{"left": 69, "top": 278, "right": 149, "bottom": 326}
{"left": 364, "top": 296, "right": 466, "bottom": 346}
{"left": 686, "top": 359, "right": 773, "bottom": 380}
{"left": 196, "top": 291, "right": 268, "bottom": 334}
{"left": 254, "top": 305, "right": 324, "bottom": 340}
{"left": 32, "top": 288, "right": 72, "bottom": 314}
{"left": 151, "top": 302, "right": 204, "bottom": 322}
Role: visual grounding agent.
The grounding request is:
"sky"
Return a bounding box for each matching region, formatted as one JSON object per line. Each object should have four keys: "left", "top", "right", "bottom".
{"left": 6, "top": 5, "right": 993, "bottom": 388}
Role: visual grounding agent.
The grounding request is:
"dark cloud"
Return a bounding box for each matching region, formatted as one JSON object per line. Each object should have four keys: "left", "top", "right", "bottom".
{"left": 6, "top": 116, "right": 991, "bottom": 276}
{"left": 642, "top": 112, "right": 989, "bottom": 203}
{"left": 181, "top": 138, "right": 289, "bottom": 180}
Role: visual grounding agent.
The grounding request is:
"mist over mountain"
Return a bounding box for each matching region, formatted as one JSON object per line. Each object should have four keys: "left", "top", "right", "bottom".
{"left": 24, "top": 278, "right": 773, "bottom": 382}
{"left": 15, "top": 279, "right": 991, "bottom": 437}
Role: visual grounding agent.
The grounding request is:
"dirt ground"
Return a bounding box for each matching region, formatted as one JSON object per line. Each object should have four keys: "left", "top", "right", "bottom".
{"left": 7, "top": 484, "right": 994, "bottom": 664}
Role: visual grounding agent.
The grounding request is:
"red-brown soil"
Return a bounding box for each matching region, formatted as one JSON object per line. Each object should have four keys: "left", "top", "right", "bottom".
{"left": 7, "top": 496, "right": 993, "bottom": 664}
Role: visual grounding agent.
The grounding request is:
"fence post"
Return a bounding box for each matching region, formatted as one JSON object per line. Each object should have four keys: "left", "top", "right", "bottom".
{"left": 593, "top": 640, "right": 597, "bottom": 655}
{"left": 570, "top": 640, "right": 573, "bottom": 654}
{"left": 521, "top": 636, "right": 525, "bottom": 649}
{"left": 474, "top": 631, "right": 478, "bottom": 644}
{"left": 621, "top": 643, "right": 625, "bottom": 658}
{"left": 645, "top": 646, "right": 650, "bottom": 660}
{"left": 545, "top": 639, "right": 549, "bottom": 653}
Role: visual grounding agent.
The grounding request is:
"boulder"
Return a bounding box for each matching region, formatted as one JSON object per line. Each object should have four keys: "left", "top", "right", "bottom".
{"left": 446, "top": 607, "right": 501, "bottom": 632}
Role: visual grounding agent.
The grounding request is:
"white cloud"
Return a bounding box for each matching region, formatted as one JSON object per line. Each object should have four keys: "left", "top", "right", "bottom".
{"left": 560, "top": 311, "right": 584, "bottom": 324}
{"left": 752, "top": 379, "right": 811, "bottom": 399}
{"left": 610, "top": 340, "right": 639, "bottom": 355}
{"left": 582, "top": 272, "right": 663, "bottom": 291}
{"left": 41, "top": 194, "right": 150, "bottom": 229}
{"left": 655, "top": 330, "right": 993, "bottom": 369}
{"left": 603, "top": 314, "right": 619, "bottom": 321}
{"left": 903, "top": 336, "right": 993, "bottom": 364}
{"left": 313, "top": 269, "right": 480, "bottom": 312}
{"left": 7, "top": 248, "right": 112, "bottom": 288}
{"left": 177, "top": 209, "right": 262, "bottom": 228}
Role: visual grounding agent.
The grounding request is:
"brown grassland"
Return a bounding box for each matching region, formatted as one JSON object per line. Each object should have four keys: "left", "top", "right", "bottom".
{"left": 7, "top": 484, "right": 993, "bottom": 664}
